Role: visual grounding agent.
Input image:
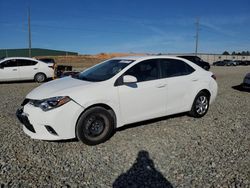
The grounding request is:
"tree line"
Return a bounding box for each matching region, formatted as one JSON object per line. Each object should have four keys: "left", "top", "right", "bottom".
{"left": 222, "top": 51, "right": 250, "bottom": 55}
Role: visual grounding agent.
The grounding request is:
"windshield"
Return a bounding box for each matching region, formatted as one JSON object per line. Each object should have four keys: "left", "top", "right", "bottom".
{"left": 77, "top": 59, "right": 133, "bottom": 82}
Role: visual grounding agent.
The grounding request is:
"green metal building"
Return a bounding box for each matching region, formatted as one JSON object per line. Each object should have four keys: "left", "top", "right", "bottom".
{"left": 0, "top": 48, "right": 78, "bottom": 57}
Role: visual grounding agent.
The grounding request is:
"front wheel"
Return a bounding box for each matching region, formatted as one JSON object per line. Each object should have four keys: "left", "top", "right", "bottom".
{"left": 76, "top": 107, "right": 115, "bottom": 145}
{"left": 189, "top": 91, "right": 210, "bottom": 118}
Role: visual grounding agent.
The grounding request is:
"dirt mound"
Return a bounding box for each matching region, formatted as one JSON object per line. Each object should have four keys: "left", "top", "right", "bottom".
{"left": 35, "top": 53, "right": 145, "bottom": 68}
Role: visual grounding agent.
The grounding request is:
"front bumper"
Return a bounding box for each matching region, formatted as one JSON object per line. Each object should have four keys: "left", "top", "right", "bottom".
{"left": 16, "top": 108, "right": 36, "bottom": 133}
{"left": 16, "top": 100, "right": 84, "bottom": 140}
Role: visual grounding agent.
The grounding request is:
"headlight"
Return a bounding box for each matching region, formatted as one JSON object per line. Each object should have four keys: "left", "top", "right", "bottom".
{"left": 29, "top": 96, "right": 71, "bottom": 111}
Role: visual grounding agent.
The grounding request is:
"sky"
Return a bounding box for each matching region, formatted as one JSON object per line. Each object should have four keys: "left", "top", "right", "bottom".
{"left": 0, "top": 0, "right": 250, "bottom": 54}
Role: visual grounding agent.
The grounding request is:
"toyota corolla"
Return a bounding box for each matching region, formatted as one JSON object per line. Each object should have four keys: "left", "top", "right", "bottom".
{"left": 16, "top": 56, "right": 217, "bottom": 145}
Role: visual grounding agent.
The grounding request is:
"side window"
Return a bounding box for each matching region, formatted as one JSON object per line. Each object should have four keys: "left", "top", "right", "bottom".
{"left": 125, "top": 59, "right": 160, "bottom": 82}
{"left": 160, "top": 59, "right": 195, "bottom": 78}
{"left": 18, "top": 59, "right": 38, "bottom": 66}
{"left": 2, "top": 60, "right": 18, "bottom": 67}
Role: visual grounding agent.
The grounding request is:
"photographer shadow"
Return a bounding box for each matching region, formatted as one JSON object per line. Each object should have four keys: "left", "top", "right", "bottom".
{"left": 113, "top": 150, "right": 173, "bottom": 188}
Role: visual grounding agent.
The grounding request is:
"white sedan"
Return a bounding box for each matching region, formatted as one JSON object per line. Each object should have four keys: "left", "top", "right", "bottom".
{"left": 0, "top": 57, "right": 54, "bottom": 82}
{"left": 16, "top": 56, "right": 218, "bottom": 145}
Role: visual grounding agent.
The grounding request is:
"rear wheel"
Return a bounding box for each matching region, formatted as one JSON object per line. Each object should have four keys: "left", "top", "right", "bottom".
{"left": 189, "top": 91, "right": 210, "bottom": 118}
{"left": 34, "top": 73, "right": 46, "bottom": 83}
{"left": 76, "top": 107, "right": 115, "bottom": 145}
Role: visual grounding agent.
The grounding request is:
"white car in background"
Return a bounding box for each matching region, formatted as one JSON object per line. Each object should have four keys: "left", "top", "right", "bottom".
{"left": 0, "top": 57, "right": 54, "bottom": 82}
{"left": 16, "top": 56, "right": 218, "bottom": 145}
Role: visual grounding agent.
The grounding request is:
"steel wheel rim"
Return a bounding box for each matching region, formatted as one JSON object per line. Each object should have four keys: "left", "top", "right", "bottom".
{"left": 195, "top": 96, "right": 208, "bottom": 115}
{"left": 36, "top": 74, "right": 44, "bottom": 82}
{"left": 85, "top": 115, "right": 105, "bottom": 137}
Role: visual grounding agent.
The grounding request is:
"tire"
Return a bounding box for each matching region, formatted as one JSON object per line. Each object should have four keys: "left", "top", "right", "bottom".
{"left": 34, "top": 73, "right": 46, "bottom": 83}
{"left": 189, "top": 91, "right": 210, "bottom": 118}
{"left": 76, "top": 107, "right": 115, "bottom": 145}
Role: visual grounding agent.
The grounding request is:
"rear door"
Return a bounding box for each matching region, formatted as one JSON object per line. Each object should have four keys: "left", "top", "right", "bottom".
{"left": 0, "top": 59, "right": 19, "bottom": 81}
{"left": 159, "top": 59, "right": 196, "bottom": 115}
{"left": 18, "top": 59, "right": 39, "bottom": 80}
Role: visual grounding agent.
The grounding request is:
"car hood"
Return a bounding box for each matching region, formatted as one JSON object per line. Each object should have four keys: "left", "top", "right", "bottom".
{"left": 26, "top": 77, "right": 92, "bottom": 99}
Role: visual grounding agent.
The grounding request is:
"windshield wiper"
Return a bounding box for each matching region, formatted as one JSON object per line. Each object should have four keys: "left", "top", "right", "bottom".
{"left": 75, "top": 75, "right": 103, "bottom": 82}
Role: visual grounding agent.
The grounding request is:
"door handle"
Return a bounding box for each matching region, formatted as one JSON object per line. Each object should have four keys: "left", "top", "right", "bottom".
{"left": 156, "top": 83, "right": 167, "bottom": 88}
{"left": 12, "top": 69, "right": 17, "bottom": 71}
{"left": 192, "top": 78, "right": 198, "bottom": 81}
{"left": 34, "top": 68, "right": 38, "bottom": 70}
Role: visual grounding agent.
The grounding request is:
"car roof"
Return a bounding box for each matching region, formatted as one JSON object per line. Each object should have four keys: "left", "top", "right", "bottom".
{"left": 0, "top": 57, "right": 38, "bottom": 61}
{"left": 178, "top": 55, "right": 198, "bottom": 57}
{"left": 112, "top": 55, "right": 188, "bottom": 62}
{"left": 111, "top": 55, "right": 203, "bottom": 70}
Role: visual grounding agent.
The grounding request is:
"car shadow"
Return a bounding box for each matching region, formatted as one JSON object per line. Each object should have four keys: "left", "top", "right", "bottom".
{"left": 47, "top": 138, "right": 79, "bottom": 143}
{"left": 48, "top": 113, "right": 187, "bottom": 144}
{"left": 0, "top": 78, "right": 53, "bottom": 84}
{"left": 0, "top": 80, "right": 35, "bottom": 84}
{"left": 117, "top": 112, "right": 187, "bottom": 132}
{"left": 113, "top": 150, "right": 173, "bottom": 188}
{"left": 232, "top": 85, "right": 250, "bottom": 92}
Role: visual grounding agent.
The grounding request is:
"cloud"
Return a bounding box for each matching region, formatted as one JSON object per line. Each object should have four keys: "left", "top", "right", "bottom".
{"left": 200, "top": 14, "right": 250, "bottom": 37}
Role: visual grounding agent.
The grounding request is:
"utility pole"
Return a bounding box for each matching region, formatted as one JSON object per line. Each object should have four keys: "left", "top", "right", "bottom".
{"left": 28, "top": 7, "right": 32, "bottom": 57}
{"left": 195, "top": 17, "right": 199, "bottom": 55}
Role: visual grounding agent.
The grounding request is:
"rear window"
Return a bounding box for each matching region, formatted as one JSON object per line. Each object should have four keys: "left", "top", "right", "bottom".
{"left": 39, "top": 58, "right": 55, "bottom": 64}
{"left": 160, "top": 59, "right": 195, "bottom": 78}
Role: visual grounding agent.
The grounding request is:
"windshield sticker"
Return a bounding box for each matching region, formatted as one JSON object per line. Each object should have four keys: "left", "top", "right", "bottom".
{"left": 119, "top": 60, "right": 134, "bottom": 64}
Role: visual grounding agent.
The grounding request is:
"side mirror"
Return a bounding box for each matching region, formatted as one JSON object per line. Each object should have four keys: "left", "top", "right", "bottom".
{"left": 123, "top": 75, "right": 137, "bottom": 84}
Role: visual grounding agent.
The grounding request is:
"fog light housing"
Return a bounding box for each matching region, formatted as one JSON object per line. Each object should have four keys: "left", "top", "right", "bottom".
{"left": 45, "top": 125, "right": 58, "bottom": 136}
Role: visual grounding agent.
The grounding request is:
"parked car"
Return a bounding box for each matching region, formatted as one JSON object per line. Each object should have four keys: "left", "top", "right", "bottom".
{"left": 233, "top": 60, "right": 250, "bottom": 66}
{"left": 242, "top": 73, "right": 250, "bottom": 89}
{"left": 55, "top": 65, "right": 73, "bottom": 78}
{"left": 0, "top": 57, "right": 54, "bottom": 82}
{"left": 213, "top": 60, "right": 237, "bottom": 66}
{"left": 213, "top": 61, "right": 225, "bottom": 66}
{"left": 244, "top": 60, "right": 250, "bottom": 65}
{"left": 224, "top": 60, "right": 238, "bottom": 66}
{"left": 37, "top": 58, "right": 56, "bottom": 65}
{"left": 235, "top": 60, "right": 245, "bottom": 66}
{"left": 60, "top": 71, "right": 80, "bottom": 78}
{"left": 16, "top": 56, "right": 218, "bottom": 145}
{"left": 178, "top": 55, "right": 210, "bottom": 70}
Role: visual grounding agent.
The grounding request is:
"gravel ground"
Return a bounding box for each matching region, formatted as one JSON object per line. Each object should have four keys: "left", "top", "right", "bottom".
{"left": 0, "top": 66, "right": 249, "bottom": 187}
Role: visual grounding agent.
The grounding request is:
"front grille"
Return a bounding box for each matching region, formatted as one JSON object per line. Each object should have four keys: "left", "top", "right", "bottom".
{"left": 22, "top": 116, "right": 36, "bottom": 133}
{"left": 16, "top": 108, "right": 36, "bottom": 133}
{"left": 45, "top": 125, "right": 58, "bottom": 136}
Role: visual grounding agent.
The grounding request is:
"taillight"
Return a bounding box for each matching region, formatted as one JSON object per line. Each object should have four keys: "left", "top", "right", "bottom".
{"left": 211, "top": 74, "right": 216, "bottom": 80}
{"left": 48, "top": 63, "right": 55, "bottom": 69}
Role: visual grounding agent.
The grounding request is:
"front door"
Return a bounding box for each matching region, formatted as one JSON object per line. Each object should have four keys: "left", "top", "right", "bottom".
{"left": 117, "top": 59, "right": 167, "bottom": 125}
